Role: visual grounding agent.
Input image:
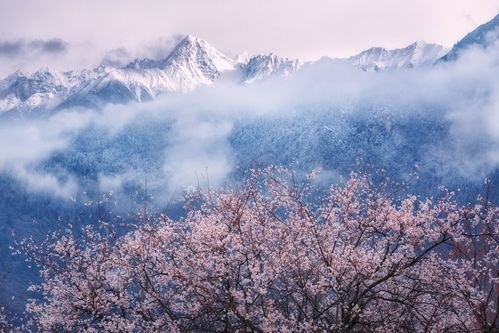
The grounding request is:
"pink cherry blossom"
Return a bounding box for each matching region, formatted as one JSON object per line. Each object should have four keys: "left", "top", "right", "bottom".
{"left": 15, "top": 170, "right": 499, "bottom": 332}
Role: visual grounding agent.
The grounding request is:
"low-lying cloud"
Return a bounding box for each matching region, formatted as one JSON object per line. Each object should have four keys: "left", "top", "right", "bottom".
{"left": 0, "top": 38, "right": 70, "bottom": 77}
{"left": 0, "top": 38, "right": 67, "bottom": 58}
{"left": 0, "top": 111, "right": 93, "bottom": 197}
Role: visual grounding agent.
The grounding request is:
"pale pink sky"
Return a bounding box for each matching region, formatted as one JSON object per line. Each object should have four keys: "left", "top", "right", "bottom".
{"left": 0, "top": 0, "right": 498, "bottom": 74}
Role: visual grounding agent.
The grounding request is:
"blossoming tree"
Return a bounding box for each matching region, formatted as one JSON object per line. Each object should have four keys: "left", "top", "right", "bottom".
{"left": 21, "top": 171, "right": 498, "bottom": 332}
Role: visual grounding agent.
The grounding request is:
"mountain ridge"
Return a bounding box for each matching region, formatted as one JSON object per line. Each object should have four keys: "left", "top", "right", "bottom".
{"left": 1, "top": 12, "right": 499, "bottom": 114}
{"left": 346, "top": 41, "right": 448, "bottom": 71}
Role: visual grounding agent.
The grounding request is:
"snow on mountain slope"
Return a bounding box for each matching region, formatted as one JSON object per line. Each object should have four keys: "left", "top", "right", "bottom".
{"left": 240, "top": 53, "right": 302, "bottom": 83}
{"left": 0, "top": 68, "right": 88, "bottom": 113}
{"left": 441, "top": 13, "right": 499, "bottom": 61}
{"left": 347, "top": 41, "right": 448, "bottom": 71}
{"left": 60, "top": 67, "right": 160, "bottom": 108}
{"left": 60, "top": 35, "right": 238, "bottom": 109}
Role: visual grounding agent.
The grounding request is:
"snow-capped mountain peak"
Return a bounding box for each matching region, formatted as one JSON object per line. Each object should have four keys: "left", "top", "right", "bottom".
{"left": 162, "top": 35, "right": 234, "bottom": 78}
{"left": 347, "top": 41, "right": 448, "bottom": 71}
{"left": 109, "top": 34, "right": 232, "bottom": 93}
{"left": 240, "top": 53, "right": 302, "bottom": 83}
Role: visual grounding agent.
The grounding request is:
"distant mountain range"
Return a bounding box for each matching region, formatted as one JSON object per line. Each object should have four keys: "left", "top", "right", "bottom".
{"left": 346, "top": 41, "right": 448, "bottom": 71}
{"left": 0, "top": 13, "right": 498, "bottom": 114}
